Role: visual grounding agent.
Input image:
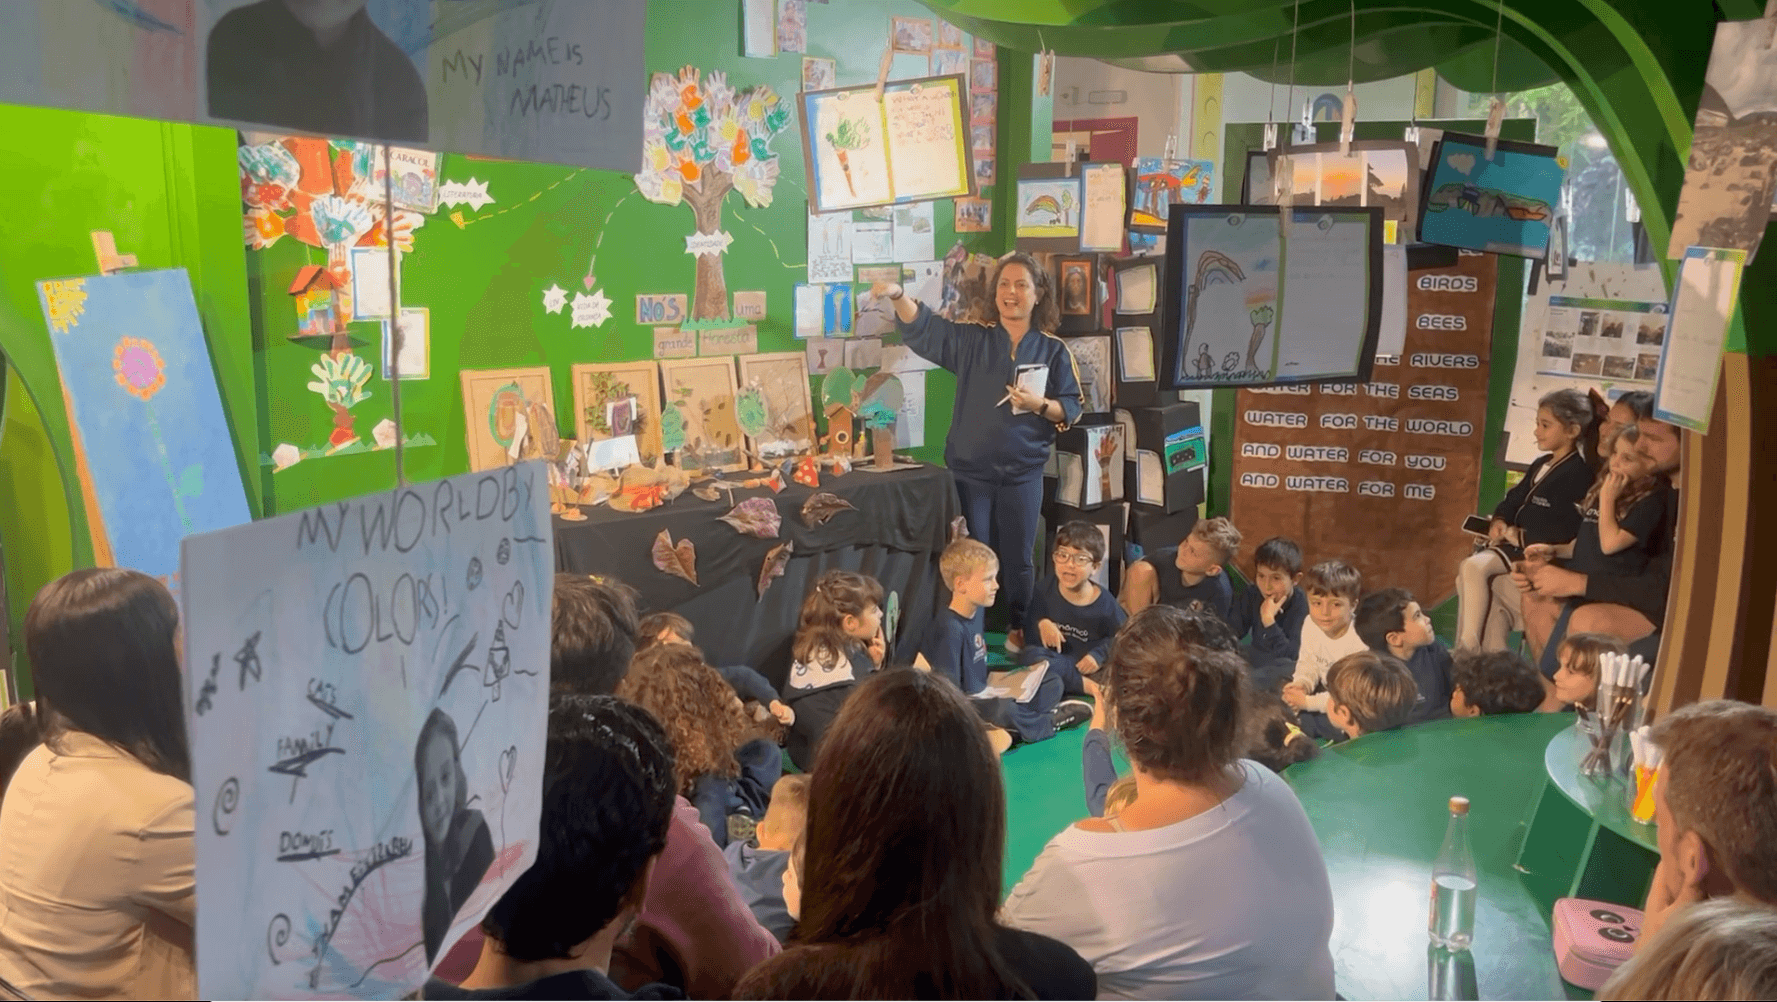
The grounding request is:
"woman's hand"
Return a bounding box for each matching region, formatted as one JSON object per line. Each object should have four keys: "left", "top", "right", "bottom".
{"left": 1007, "top": 381, "right": 1048, "bottom": 417}
{"left": 870, "top": 281, "right": 903, "bottom": 301}
{"left": 1523, "top": 543, "right": 1557, "bottom": 565}
{"left": 1488, "top": 518, "right": 1511, "bottom": 544}
{"left": 872, "top": 281, "right": 919, "bottom": 324}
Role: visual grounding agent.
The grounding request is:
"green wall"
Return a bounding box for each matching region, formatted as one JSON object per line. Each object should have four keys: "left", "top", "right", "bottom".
{"left": 251, "top": 0, "right": 1014, "bottom": 513}
{"left": 0, "top": 1, "right": 1021, "bottom": 665}
{"left": 0, "top": 105, "right": 258, "bottom": 669}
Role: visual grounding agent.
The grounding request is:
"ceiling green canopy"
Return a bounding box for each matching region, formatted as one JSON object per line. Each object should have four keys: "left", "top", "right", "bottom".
{"left": 916, "top": 0, "right": 1764, "bottom": 257}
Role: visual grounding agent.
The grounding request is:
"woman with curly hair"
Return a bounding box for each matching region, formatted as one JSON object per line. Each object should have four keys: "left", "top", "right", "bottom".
{"left": 618, "top": 643, "right": 781, "bottom": 847}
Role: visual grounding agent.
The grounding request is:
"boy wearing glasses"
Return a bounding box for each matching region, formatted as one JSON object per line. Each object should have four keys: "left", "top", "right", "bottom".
{"left": 1018, "top": 521, "right": 1128, "bottom": 695}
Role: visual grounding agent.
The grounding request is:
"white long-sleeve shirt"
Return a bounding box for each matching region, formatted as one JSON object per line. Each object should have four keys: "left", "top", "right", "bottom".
{"left": 1291, "top": 619, "right": 1369, "bottom": 713}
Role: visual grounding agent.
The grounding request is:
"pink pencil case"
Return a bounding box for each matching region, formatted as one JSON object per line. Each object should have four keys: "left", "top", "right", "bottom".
{"left": 1551, "top": 898, "right": 1643, "bottom": 990}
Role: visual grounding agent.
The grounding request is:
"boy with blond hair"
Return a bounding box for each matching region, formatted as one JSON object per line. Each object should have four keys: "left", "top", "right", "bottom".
{"left": 1120, "top": 517, "right": 1242, "bottom": 621}
{"left": 918, "top": 538, "right": 1088, "bottom": 746}
{"left": 1323, "top": 651, "right": 1420, "bottom": 740}
{"left": 1283, "top": 560, "right": 1367, "bottom": 738}
{"left": 723, "top": 775, "right": 811, "bottom": 943}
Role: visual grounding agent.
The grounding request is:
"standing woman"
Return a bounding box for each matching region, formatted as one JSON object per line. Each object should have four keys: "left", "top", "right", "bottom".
{"left": 1455, "top": 388, "right": 1598, "bottom": 650}
{"left": 0, "top": 569, "right": 197, "bottom": 1000}
{"left": 877, "top": 254, "right": 1084, "bottom": 652}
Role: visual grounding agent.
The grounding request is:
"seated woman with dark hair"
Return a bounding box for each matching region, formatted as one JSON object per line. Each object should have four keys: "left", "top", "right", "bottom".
{"left": 1004, "top": 606, "right": 1336, "bottom": 1000}
{"left": 734, "top": 669, "right": 1096, "bottom": 1000}
{"left": 0, "top": 569, "right": 197, "bottom": 999}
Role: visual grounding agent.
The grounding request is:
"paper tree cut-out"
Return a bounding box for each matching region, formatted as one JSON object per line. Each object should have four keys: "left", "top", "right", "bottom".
{"left": 636, "top": 67, "right": 792, "bottom": 321}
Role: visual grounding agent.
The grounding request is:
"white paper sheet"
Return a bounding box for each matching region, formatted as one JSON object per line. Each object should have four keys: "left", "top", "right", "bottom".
{"left": 1117, "top": 327, "right": 1156, "bottom": 381}
{"left": 894, "top": 370, "right": 927, "bottom": 449}
{"left": 382, "top": 307, "right": 428, "bottom": 380}
{"left": 1056, "top": 452, "right": 1084, "bottom": 507}
{"left": 587, "top": 435, "right": 642, "bottom": 471}
{"left": 1136, "top": 449, "right": 1165, "bottom": 505}
{"left": 850, "top": 221, "right": 895, "bottom": 263}
{"left": 892, "top": 202, "right": 936, "bottom": 262}
{"left": 794, "top": 283, "right": 824, "bottom": 338}
{"left": 808, "top": 212, "right": 855, "bottom": 284}
{"left": 349, "top": 246, "right": 398, "bottom": 320}
{"left": 805, "top": 337, "right": 844, "bottom": 375}
{"left": 1010, "top": 364, "right": 1049, "bottom": 414}
{"left": 1082, "top": 162, "right": 1127, "bottom": 252}
{"left": 1116, "top": 262, "right": 1158, "bottom": 314}
{"left": 882, "top": 344, "right": 939, "bottom": 374}
{"left": 1377, "top": 243, "right": 1408, "bottom": 356}
{"left": 180, "top": 465, "right": 552, "bottom": 1000}
{"left": 882, "top": 82, "right": 968, "bottom": 200}
{"left": 844, "top": 337, "right": 884, "bottom": 370}
{"left": 1275, "top": 213, "right": 1374, "bottom": 379}
{"left": 1654, "top": 247, "right": 1746, "bottom": 433}
{"left": 807, "top": 90, "right": 894, "bottom": 210}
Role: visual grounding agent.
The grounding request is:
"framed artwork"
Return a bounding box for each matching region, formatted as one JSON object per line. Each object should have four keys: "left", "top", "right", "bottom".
{"left": 1419, "top": 132, "right": 1566, "bottom": 258}
{"left": 1065, "top": 334, "right": 1114, "bottom": 415}
{"left": 1110, "top": 257, "right": 1160, "bottom": 315}
{"left": 1015, "top": 163, "right": 1084, "bottom": 251}
{"left": 381, "top": 306, "right": 429, "bottom": 380}
{"left": 461, "top": 366, "right": 555, "bottom": 472}
{"left": 1260, "top": 141, "right": 1422, "bottom": 239}
{"left": 800, "top": 74, "right": 974, "bottom": 212}
{"left": 737, "top": 351, "right": 816, "bottom": 461}
{"left": 571, "top": 360, "right": 664, "bottom": 467}
{"left": 659, "top": 356, "right": 746, "bottom": 473}
{"left": 1056, "top": 255, "right": 1097, "bottom": 332}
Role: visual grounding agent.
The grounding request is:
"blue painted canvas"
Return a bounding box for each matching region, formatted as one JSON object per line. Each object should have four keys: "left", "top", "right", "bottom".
{"left": 1419, "top": 133, "right": 1567, "bottom": 259}
{"left": 37, "top": 268, "right": 252, "bottom": 587}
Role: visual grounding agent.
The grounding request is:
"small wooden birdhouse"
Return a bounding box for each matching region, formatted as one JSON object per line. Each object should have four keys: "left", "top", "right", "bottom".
{"left": 289, "top": 265, "right": 340, "bottom": 341}
{"left": 823, "top": 402, "right": 855, "bottom": 460}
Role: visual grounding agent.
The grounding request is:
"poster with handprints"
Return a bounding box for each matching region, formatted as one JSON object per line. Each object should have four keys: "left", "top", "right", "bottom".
{"left": 179, "top": 464, "right": 553, "bottom": 999}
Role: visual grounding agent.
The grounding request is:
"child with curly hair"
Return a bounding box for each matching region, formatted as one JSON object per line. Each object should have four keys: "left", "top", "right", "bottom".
{"left": 619, "top": 643, "right": 782, "bottom": 847}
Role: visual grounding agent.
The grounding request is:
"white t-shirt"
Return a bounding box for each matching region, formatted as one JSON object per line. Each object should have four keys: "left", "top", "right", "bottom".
{"left": 1002, "top": 762, "right": 1335, "bottom": 1001}
{"left": 1292, "top": 619, "right": 1370, "bottom": 713}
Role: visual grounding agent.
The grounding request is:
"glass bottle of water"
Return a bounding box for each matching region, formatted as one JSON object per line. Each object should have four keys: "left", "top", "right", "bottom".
{"left": 1428, "top": 796, "right": 1477, "bottom": 950}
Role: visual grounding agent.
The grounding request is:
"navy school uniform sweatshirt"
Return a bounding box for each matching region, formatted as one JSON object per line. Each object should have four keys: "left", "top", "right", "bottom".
{"left": 1401, "top": 641, "right": 1455, "bottom": 726}
{"left": 1492, "top": 450, "right": 1591, "bottom": 546}
{"left": 779, "top": 644, "right": 875, "bottom": 771}
{"left": 1228, "top": 584, "right": 1310, "bottom": 664}
{"left": 897, "top": 303, "right": 1083, "bottom": 481}
{"left": 1142, "top": 547, "right": 1235, "bottom": 623}
{"left": 920, "top": 605, "right": 992, "bottom": 695}
{"left": 1024, "top": 575, "right": 1126, "bottom": 666}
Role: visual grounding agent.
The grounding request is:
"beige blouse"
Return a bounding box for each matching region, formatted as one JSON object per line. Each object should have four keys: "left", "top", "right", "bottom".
{"left": 0, "top": 732, "right": 196, "bottom": 1000}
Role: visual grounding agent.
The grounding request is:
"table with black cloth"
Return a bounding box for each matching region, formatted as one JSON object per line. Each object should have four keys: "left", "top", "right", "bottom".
{"left": 553, "top": 464, "right": 958, "bottom": 690}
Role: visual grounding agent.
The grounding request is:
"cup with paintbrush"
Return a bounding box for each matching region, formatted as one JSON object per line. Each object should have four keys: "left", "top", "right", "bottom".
{"left": 1579, "top": 653, "right": 1650, "bottom": 778}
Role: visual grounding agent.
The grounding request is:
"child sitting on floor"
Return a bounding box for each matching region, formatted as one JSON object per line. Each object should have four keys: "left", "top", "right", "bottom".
{"left": 1120, "top": 516, "right": 1242, "bottom": 620}
{"left": 1283, "top": 560, "right": 1367, "bottom": 738}
{"left": 640, "top": 611, "right": 795, "bottom": 733}
{"left": 1228, "top": 536, "right": 1309, "bottom": 691}
{"left": 1449, "top": 650, "right": 1549, "bottom": 717}
{"left": 1355, "top": 588, "right": 1454, "bottom": 726}
{"left": 918, "top": 538, "right": 1089, "bottom": 747}
{"left": 619, "top": 643, "right": 781, "bottom": 848}
{"left": 781, "top": 571, "right": 886, "bottom": 772}
{"left": 1018, "top": 521, "right": 1127, "bottom": 696}
{"left": 1550, "top": 631, "right": 1627, "bottom": 711}
{"left": 1324, "top": 651, "right": 1420, "bottom": 740}
{"left": 722, "top": 774, "right": 808, "bottom": 944}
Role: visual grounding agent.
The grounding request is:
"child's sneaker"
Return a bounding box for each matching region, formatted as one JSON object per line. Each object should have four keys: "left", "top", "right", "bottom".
{"left": 1052, "top": 699, "right": 1093, "bottom": 731}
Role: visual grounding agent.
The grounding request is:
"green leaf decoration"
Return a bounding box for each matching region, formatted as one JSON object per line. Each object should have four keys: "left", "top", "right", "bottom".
{"left": 737, "top": 386, "right": 769, "bottom": 438}
{"left": 660, "top": 403, "right": 687, "bottom": 452}
{"left": 822, "top": 367, "right": 855, "bottom": 410}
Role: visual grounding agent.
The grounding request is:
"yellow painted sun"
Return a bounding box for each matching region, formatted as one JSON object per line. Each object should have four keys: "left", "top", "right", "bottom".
{"left": 113, "top": 337, "right": 167, "bottom": 402}
{"left": 42, "top": 278, "right": 89, "bottom": 334}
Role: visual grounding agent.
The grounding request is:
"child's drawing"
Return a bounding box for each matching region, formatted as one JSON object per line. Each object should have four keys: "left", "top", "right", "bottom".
{"left": 737, "top": 352, "right": 815, "bottom": 460}
{"left": 660, "top": 358, "right": 746, "bottom": 473}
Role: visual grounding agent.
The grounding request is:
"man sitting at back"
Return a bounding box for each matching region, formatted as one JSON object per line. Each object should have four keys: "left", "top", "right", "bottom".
{"left": 1639, "top": 700, "right": 1777, "bottom": 947}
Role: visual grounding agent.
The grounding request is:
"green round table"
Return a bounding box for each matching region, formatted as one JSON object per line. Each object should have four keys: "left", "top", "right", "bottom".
{"left": 1284, "top": 713, "right": 1580, "bottom": 1001}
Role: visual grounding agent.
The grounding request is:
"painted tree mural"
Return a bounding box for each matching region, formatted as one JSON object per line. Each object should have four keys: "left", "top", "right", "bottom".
{"left": 636, "top": 67, "right": 793, "bottom": 321}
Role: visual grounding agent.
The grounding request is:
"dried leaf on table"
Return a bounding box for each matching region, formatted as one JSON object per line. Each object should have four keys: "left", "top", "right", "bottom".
{"left": 720, "top": 497, "right": 782, "bottom": 538}
{"left": 651, "top": 529, "right": 698, "bottom": 586}
{"left": 757, "top": 541, "right": 795, "bottom": 599}
{"left": 692, "top": 484, "right": 722, "bottom": 503}
{"left": 801, "top": 491, "right": 858, "bottom": 528}
{"left": 949, "top": 516, "right": 969, "bottom": 543}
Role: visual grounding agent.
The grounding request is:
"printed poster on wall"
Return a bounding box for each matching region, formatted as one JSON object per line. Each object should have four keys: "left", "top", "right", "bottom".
{"left": 1230, "top": 251, "right": 1496, "bottom": 608}
{"left": 0, "top": 1, "right": 646, "bottom": 174}
{"left": 800, "top": 74, "right": 974, "bottom": 212}
{"left": 1532, "top": 295, "right": 1668, "bottom": 385}
{"left": 180, "top": 465, "right": 552, "bottom": 999}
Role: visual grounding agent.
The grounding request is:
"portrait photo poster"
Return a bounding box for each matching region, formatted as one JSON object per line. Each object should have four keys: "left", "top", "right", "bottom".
{"left": 1162, "top": 206, "right": 1382, "bottom": 389}
{"left": 180, "top": 465, "right": 552, "bottom": 999}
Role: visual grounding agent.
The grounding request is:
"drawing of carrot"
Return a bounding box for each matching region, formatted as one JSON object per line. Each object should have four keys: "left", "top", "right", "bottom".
{"left": 825, "top": 117, "right": 869, "bottom": 197}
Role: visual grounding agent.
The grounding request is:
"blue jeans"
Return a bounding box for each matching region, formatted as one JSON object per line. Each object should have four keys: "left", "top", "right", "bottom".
{"left": 953, "top": 470, "right": 1045, "bottom": 631}
{"left": 689, "top": 737, "right": 782, "bottom": 848}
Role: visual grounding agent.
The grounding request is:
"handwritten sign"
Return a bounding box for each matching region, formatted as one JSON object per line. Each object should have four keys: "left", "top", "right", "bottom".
{"left": 180, "top": 465, "right": 552, "bottom": 999}
{"left": 732, "top": 290, "right": 767, "bottom": 321}
{"left": 636, "top": 293, "right": 688, "bottom": 326}
{"left": 653, "top": 326, "right": 697, "bottom": 358}
{"left": 700, "top": 325, "right": 759, "bottom": 356}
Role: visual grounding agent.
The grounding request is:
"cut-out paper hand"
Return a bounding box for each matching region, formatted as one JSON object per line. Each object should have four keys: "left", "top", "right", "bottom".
{"left": 307, "top": 353, "right": 373, "bottom": 409}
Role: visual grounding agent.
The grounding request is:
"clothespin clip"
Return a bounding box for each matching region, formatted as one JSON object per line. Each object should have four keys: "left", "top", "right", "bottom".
{"left": 1339, "top": 84, "right": 1357, "bottom": 153}
{"left": 1623, "top": 185, "right": 1641, "bottom": 224}
{"left": 1064, "top": 139, "right": 1078, "bottom": 176}
{"left": 91, "top": 231, "right": 137, "bottom": 275}
{"left": 1162, "top": 132, "right": 1179, "bottom": 165}
{"left": 1274, "top": 151, "right": 1293, "bottom": 237}
{"left": 1404, "top": 119, "right": 1420, "bottom": 146}
{"left": 1483, "top": 96, "right": 1505, "bottom": 160}
{"left": 873, "top": 45, "right": 894, "bottom": 103}
{"left": 1292, "top": 95, "right": 1314, "bottom": 145}
{"left": 1262, "top": 123, "right": 1278, "bottom": 152}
